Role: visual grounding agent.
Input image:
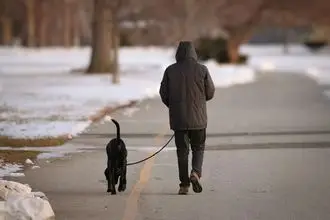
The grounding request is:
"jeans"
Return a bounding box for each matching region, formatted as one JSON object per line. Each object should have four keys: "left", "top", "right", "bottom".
{"left": 174, "top": 128, "right": 206, "bottom": 187}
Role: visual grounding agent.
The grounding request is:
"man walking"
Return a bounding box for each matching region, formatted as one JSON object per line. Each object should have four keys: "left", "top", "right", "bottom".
{"left": 159, "top": 41, "right": 215, "bottom": 195}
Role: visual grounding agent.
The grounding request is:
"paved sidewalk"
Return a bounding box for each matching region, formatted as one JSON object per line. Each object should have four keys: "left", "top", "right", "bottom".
{"left": 7, "top": 72, "right": 330, "bottom": 220}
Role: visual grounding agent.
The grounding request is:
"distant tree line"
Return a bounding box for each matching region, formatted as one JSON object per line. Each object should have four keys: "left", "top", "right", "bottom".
{"left": 0, "top": 0, "right": 329, "bottom": 83}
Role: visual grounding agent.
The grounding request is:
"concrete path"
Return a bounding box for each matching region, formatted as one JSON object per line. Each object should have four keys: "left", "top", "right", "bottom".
{"left": 8, "top": 72, "right": 330, "bottom": 220}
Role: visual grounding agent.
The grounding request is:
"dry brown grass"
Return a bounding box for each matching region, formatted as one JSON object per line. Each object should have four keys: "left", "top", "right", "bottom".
{"left": 0, "top": 150, "right": 40, "bottom": 164}
{"left": 0, "top": 136, "right": 68, "bottom": 147}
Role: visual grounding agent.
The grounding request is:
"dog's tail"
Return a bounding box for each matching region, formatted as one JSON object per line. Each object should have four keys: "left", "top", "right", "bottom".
{"left": 111, "top": 118, "right": 120, "bottom": 140}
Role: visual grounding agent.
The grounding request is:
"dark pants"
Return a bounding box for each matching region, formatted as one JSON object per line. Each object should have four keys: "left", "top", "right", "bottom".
{"left": 174, "top": 129, "right": 206, "bottom": 187}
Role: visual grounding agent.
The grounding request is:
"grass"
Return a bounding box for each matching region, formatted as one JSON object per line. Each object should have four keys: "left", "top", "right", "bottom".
{"left": 0, "top": 136, "right": 68, "bottom": 147}
{"left": 0, "top": 150, "right": 40, "bottom": 164}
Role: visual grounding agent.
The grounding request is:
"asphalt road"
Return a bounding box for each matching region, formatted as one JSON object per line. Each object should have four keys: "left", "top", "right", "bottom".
{"left": 8, "top": 72, "right": 330, "bottom": 220}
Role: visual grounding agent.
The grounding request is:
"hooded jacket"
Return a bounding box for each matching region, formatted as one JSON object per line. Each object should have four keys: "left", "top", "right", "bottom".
{"left": 159, "top": 41, "right": 215, "bottom": 130}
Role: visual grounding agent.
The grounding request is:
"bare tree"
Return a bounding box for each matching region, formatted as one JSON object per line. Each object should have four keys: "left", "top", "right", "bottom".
{"left": 108, "top": 0, "right": 132, "bottom": 83}
{"left": 267, "top": 0, "right": 330, "bottom": 25}
{"left": 1, "top": 16, "right": 12, "bottom": 45}
{"left": 213, "top": 0, "right": 321, "bottom": 62}
{"left": 0, "top": 0, "right": 22, "bottom": 45}
{"left": 1, "top": 0, "right": 329, "bottom": 55}
{"left": 86, "top": 0, "right": 113, "bottom": 74}
{"left": 212, "top": 0, "right": 268, "bottom": 63}
{"left": 63, "top": 0, "right": 72, "bottom": 47}
{"left": 35, "top": 0, "right": 48, "bottom": 47}
{"left": 86, "top": 0, "right": 136, "bottom": 83}
{"left": 24, "top": 0, "right": 37, "bottom": 47}
{"left": 134, "top": 0, "right": 220, "bottom": 44}
{"left": 71, "top": 1, "right": 82, "bottom": 46}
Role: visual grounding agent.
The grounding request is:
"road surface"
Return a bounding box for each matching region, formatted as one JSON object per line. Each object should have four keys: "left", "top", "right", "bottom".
{"left": 8, "top": 72, "right": 330, "bottom": 220}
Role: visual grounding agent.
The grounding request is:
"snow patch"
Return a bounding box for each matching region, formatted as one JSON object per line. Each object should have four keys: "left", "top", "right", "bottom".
{"left": 0, "top": 180, "right": 55, "bottom": 220}
{"left": 259, "top": 61, "right": 276, "bottom": 72}
{"left": 0, "top": 160, "right": 23, "bottom": 179}
{"left": 241, "top": 44, "right": 330, "bottom": 86}
{"left": 36, "top": 152, "right": 66, "bottom": 160}
{"left": 305, "top": 67, "right": 330, "bottom": 85}
{"left": 205, "top": 61, "right": 256, "bottom": 87}
{"left": 25, "top": 159, "right": 34, "bottom": 165}
{"left": 9, "top": 173, "right": 25, "bottom": 177}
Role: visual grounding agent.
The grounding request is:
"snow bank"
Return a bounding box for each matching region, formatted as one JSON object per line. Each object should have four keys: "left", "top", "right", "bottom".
{"left": 241, "top": 44, "right": 330, "bottom": 84}
{"left": 0, "top": 180, "right": 55, "bottom": 220}
{"left": 0, "top": 46, "right": 256, "bottom": 139}
{"left": 0, "top": 160, "right": 23, "bottom": 179}
{"left": 305, "top": 67, "right": 330, "bottom": 85}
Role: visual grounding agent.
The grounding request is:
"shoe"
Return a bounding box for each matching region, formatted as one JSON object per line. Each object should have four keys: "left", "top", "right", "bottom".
{"left": 190, "top": 172, "right": 202, "bottom": 193}
{"left": 178, "top": 186, "right": 189, "bottom": 195}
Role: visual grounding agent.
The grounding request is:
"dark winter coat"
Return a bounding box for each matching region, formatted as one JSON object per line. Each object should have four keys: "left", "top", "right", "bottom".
{"left": 159, "top": 41, "right": 215, "bottom": 131}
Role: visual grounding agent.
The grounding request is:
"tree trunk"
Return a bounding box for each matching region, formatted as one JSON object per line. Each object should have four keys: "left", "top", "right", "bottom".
{"left": 26, "top": 0, "right": 36, "bottom": 47}
{"left": 86, "top": 0, "right": 113, "bottom": 74}
{"left": 226, "top": 2, "right": 265, "bottom": 63}
{"left": 72, "top": 3, "right": 80, "bottom": 46}
{"left": 1, "top": 17, "right": 12, "bottom": 45}
{"left": 111, "top": 20, "right": 120, "bottom": 83}
{"left": 49, "top": 1, "right": 61, "bottom": 46}
{"left": 227, "top": 26, "right": 255, "bottom": 63}
{"left": 227, "top": 38, "right": 240, "bottom": 63}
{"left": 36, "top": 0, "right": 48, "bottom": 47}
{"left": 63, "top": 2, "right": 71, "bottom": 47}
{"left": 282, "top": 28, "right": 290, "bottom": 54}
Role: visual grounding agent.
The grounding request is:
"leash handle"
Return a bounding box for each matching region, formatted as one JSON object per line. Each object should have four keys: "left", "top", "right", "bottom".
{"left": 126, "top": 134, "right": 174, "bottom": 166}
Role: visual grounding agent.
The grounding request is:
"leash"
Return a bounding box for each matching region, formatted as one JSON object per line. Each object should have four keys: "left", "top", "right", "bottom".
{"left": 126, "top": 134, "right": 174, "bottom": 166}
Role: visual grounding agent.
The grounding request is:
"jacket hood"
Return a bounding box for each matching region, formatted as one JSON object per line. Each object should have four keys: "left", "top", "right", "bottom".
{"left": 175, "top": 41, "right": 198, "bottom": 62}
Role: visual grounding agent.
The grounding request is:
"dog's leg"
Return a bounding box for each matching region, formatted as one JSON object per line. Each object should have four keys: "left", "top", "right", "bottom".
{"left": 106, "top": 161, "right": 115, "bottom": 193}
{"left": 104, "top": 167, "right": 108, "bottom": 181}
{"left": 118, "top": 157, "right": 127, "bottom": 192}
{"left": 110, "top": 168, "right": 117, "bottom": 195}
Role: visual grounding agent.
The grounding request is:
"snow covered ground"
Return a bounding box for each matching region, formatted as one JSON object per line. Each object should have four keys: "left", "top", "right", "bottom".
{"left": 240, "top": 44, "right": 330, "bottom": 85}
{"left": 0, "top": 160, "right": 23, "bottom": 179}
{"left": 0, "top": 46, "right": 255, "bottom": 140}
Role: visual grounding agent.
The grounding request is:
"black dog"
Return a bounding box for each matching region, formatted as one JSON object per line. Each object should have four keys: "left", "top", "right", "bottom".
{"left": 104, "top": 118, "right": 127, "bottom": 194}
